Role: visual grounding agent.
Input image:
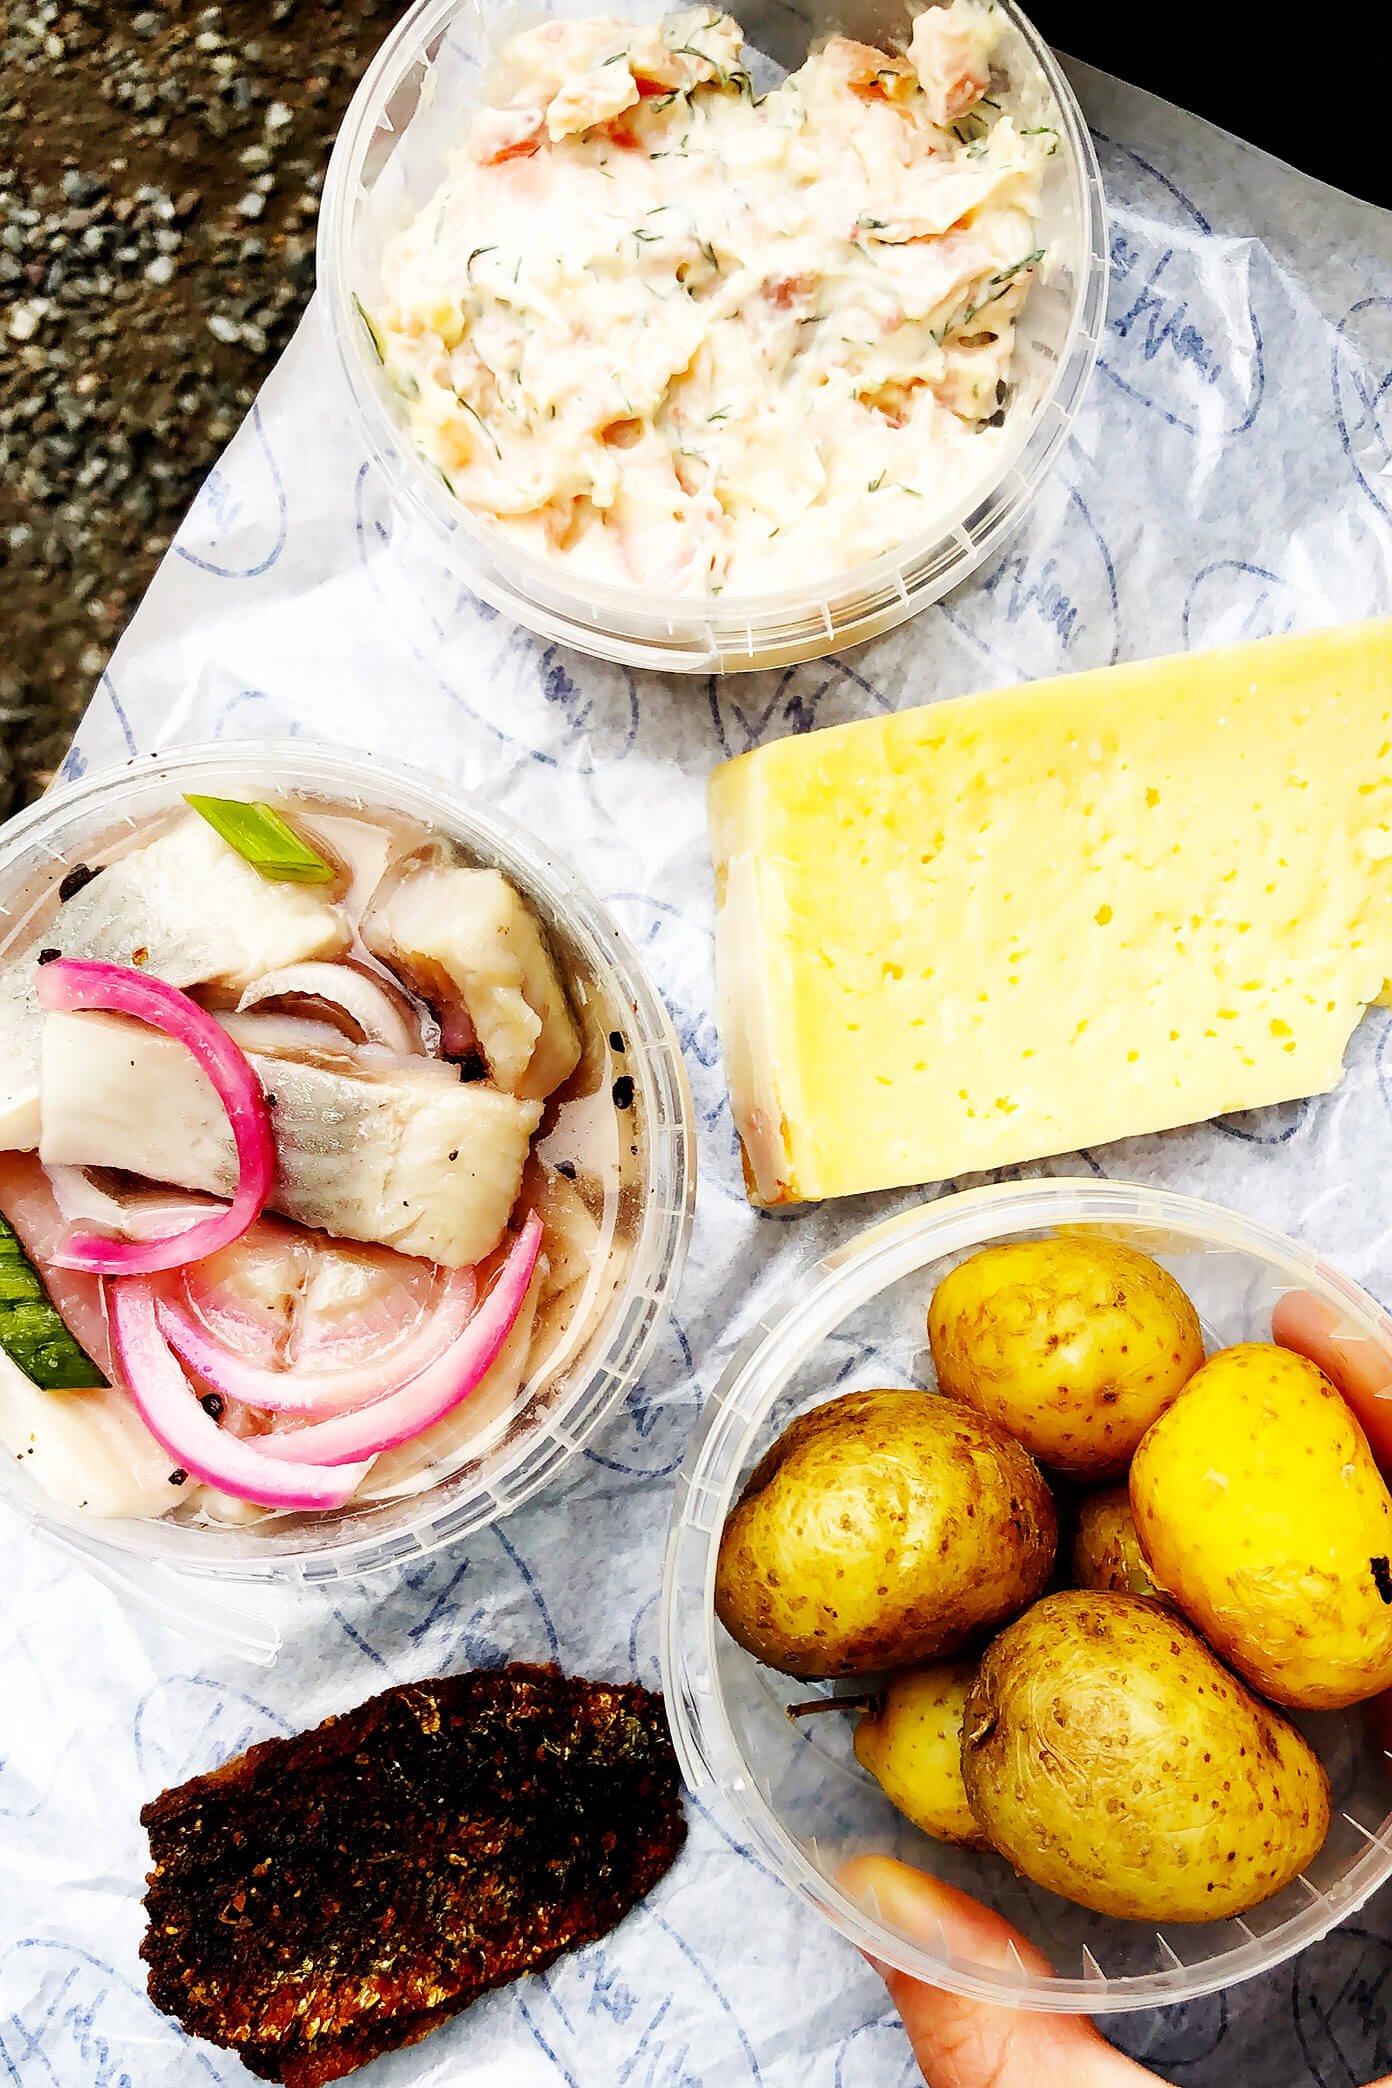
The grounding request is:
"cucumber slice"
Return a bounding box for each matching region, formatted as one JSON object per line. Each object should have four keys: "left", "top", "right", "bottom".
{"left": 0, "top": 1212, "right": 107, "bottom": 1390}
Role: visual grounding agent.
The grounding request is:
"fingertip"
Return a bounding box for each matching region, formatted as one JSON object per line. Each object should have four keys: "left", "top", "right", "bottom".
{"left": 1272, "top": 1288, "right": 1392, "bottom": 1468}
{"left": 839, "top": 1855, "right": 1053, "bottom": 1979}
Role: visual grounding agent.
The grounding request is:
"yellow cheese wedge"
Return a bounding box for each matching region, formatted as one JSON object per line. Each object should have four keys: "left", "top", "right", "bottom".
{"left": 708, "top": 620, "right": 1392, "bottom": 1205}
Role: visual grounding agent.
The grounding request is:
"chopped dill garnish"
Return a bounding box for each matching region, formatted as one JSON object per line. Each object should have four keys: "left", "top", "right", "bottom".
{"left": 457, "top": 397, "right": 501, "bottom": 458}
{"left": 867, "top": 471, "right": 886, "bottom": 491}
{"left": 960, "top": 246, "right": 1043, "bottom": 324}
{"left": 602, "top": 46, "right": 630, "bottom": 63}
{"left": 352, "top": 294, "right": 385, "bottom": 364}
{"left": 466, "top": 245, "right": 498, "bottom": 281}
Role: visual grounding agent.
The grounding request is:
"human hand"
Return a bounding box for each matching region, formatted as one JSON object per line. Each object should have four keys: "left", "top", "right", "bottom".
{"left": 842, "top": 1289, "right": 1392, "bottom": 2088}
{"left": 1271, "top": 1286, "right": 1392, "bottom": 1462}
{"left": 842, "top": 1856, "right": 1166, "bottom": 2087}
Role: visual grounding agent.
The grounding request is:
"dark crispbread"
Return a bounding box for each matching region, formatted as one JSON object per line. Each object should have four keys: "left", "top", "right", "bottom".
{"left": 140, "top": 1663, "right": 687, "bottom": 2085}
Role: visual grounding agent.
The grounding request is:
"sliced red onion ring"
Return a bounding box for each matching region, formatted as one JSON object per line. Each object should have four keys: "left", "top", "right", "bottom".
{"left": 236, "top": 961, "right": 418, "bottom": 1052}
{"left": 254, "top": 1213, "right": 543, "bottom": 1465}
{"left": 153, "top": 1264, "right": 478, "bottom": 1416}
{"left": 107, "top": 1278, "right": 370, "bottom": 1511}
{"left": 36, "top": 960, "right": 274, "bottom": 1277}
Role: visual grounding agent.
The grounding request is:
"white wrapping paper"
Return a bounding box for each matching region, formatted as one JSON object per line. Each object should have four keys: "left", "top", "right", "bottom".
{"left": 5, "top": 50, "right": 1392, "bottom": 2088}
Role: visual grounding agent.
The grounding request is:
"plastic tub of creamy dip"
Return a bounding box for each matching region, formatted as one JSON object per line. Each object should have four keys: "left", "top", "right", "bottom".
{"left": 0, "top": 744, "right": 694, "bottom": 1661}
{"left": 661, "top": 1179, "right": 1392, "bottom": 2011}
{"left": 319, "top": 0, "right": 1107, "bottom": 672}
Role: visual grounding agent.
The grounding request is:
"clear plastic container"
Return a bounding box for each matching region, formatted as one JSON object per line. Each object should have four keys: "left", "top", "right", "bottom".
{"left": 318, "top": 0, "right": 1109, "bottom": 673}
{"left": 0, "top": 743, "right": 694, "bottom": 1660}
{"left": 661, "top": 1178, "right": 1392, "bottom": 2011}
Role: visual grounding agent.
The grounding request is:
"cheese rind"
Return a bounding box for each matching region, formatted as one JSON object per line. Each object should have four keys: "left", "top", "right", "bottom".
{"left": 708, "top": 620, "right": 1392, "bottom": 1205}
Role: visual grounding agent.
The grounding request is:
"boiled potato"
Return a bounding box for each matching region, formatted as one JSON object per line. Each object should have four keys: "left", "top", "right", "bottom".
{"left": 1072, "top": 1483, "right": 1170, "bottom": 1604}
{"left": 1131, "top": 1342, "right": 1392, "bottom": 1709}
{"left": 928, "top": 1237, "right": 1204, "bottom": 1479}
{"left": 853, "top": 1660, "right": 990, "bottom": 1849}
{"left": 715, "top": 1387, "right": 1056, "bottom": 1678}
{"left": 961, "top": 1590, "right": 1330, "bottom": 1922}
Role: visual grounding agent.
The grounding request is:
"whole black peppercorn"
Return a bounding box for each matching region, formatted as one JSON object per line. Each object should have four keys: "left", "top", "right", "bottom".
{"left": 58, "top": 863, "right": 102, "bottom": 903}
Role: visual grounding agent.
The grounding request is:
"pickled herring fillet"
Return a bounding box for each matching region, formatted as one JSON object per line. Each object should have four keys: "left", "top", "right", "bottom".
{"left": 39, "top": 1011, "right": 541, "bottom": 1267}
{"left": 0, "top": 816, "right": 351, "bottom": 1152}
{"left": 140, "top": 1665, "right": 687, "bottom": 2086}
{"left": 364, "top": 865, "right": 581, "bottom": 1100}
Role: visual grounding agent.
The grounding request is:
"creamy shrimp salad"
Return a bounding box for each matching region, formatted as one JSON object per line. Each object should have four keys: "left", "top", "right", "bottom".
{"left": 371, "top": 0, "right": 1052, "bottom": 595}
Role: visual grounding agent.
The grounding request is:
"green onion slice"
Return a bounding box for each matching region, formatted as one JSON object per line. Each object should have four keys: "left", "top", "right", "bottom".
{"left": 0, "top": 1211, "right": 107, "bottom": 1390}
{"left": 184, "top": 795, "right": 336, "bottom": 885}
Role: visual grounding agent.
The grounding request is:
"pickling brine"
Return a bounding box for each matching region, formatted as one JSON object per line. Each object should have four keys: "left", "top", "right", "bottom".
{"left": 368, "top": 0, "right": 1052, "bottom": 595}
{"left": 0, "top": 790, "right": 640, "bottom": 1526}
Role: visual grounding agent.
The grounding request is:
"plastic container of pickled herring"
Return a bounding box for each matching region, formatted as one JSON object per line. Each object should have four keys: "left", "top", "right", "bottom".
{"left": 0, "top": 742, "right": 694, "bottom": 1663}
{"left": 661, "top": 1178, "right": 1392, "bottom": 2012}
{"left": 318, "top": 0, "right": 1108, "bottom": 673}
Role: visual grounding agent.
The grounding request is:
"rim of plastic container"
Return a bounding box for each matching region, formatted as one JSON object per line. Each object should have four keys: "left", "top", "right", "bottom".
{"left": 0, "top": 740, "right": 696, "bottom": 1587}
{"left": 659, "top": 1176, "right": 1392, "bottom": 2012}
{"left": 317, "top": 0, "right": 1110, "bottom": 673}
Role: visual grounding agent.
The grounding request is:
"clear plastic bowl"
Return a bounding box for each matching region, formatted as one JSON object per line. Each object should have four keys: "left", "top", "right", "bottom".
{"left": 0, "top": 742, "right": 694, "bottom": 1659}
{"left": 661, "top": 1178, "right": 1392, "bottom": 2011}
{"left": 318, "top": 0, "right": 1108, "bottom": 673}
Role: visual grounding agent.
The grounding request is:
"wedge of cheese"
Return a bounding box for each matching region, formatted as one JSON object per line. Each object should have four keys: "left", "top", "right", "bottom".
{"left": 709, "top": 620, "right": 1392, "bottom": 1205}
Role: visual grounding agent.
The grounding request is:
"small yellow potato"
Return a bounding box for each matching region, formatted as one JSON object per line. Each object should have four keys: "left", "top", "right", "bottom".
{"left": 961, "top": 1591, "right": 1330, "bottom": 1922}
{"left": 928, "top": 1236, "right": 1204, "bottom": 1479}
{"left": 714, "top": 1387, "right": 1056, "bottom": 1679}
{"left": 1071, "top": 1483, "right": 1170, "bottom": 1604}
{"left": 1131, "top": 1342, "right": 1392, "bottom": 1709}
{"left": 852, "top": 1660, "right": 991, "bottom": 1850}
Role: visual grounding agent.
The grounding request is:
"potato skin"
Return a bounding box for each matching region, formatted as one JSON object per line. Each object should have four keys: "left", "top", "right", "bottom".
{"left": 1131, "top": 1342, "right": 1392, "bottom": 1710}
{"left": 853, "top": 1660, "right": 991, "bottom": 1850}
{"left": 714, "top": 1388, "right": 1057, "bottom": 1679}
{"left": 961, "top": 1591, "right": 1330, "bottom": 1922}
{"left": 1072, "top": 1484, "right": 1171, "bottom": 1604}
{"left": 928, "top": 1238, "right": 1204, "bottom": 1479}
